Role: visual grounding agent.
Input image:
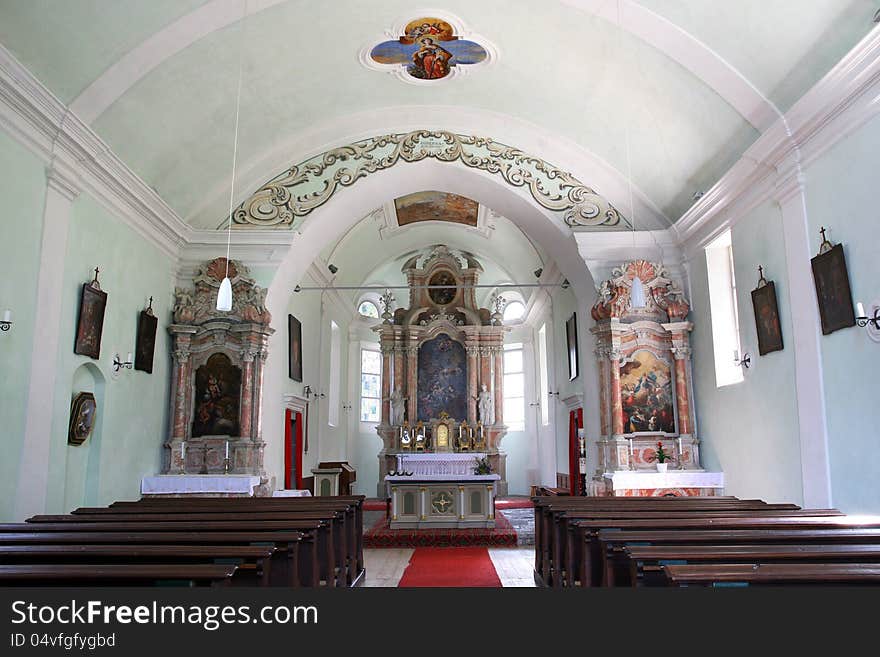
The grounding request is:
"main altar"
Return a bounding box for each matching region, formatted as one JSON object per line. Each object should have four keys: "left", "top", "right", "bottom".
{"left": 588, "top": 260, "right": 723, "bottom": 497}
{"left": 375, "top": 246, "right": 508, "bottom": 526}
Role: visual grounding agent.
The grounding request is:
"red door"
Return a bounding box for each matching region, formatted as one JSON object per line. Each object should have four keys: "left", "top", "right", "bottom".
{"left": 568, "top": 408, "right": 584, "bottom": 495}
{"left": 284, "top": 409, "right": 304, "bottom": 490}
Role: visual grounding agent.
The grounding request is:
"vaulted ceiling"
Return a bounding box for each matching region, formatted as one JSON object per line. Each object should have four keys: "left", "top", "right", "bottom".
{"left": 1, "top": 1, "right": 875, "bottom": 229}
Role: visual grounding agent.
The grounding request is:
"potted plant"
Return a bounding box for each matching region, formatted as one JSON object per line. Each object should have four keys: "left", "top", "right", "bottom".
{"left": 650, "top": 442, "right": 670, "bottom": 473}
{"left": 473, "top": 455, "right": 493, "bottom": 475}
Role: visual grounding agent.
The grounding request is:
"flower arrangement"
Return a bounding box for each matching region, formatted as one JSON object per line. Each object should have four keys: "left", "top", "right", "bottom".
{"left": 473, "top": 455, "right": 493, "bottom": 475}
{"left": 651, "top": 442, "right": 670, "bottom": 463}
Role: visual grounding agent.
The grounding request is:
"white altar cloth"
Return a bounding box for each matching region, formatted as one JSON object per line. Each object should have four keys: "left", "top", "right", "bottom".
{"left": 272, "top": 489, "right": 312, "bottom": 497}
{"left": 603, "top": 470, "right": 724, "bottom": 491}
{"left": 385, "top": 473, "right": 500, "bottom": 482}
{"left": 396, "top": 453, "right": 487, "bottom": 476}
{"left": 141, "top": 475, "right": 261, "bottom": 496}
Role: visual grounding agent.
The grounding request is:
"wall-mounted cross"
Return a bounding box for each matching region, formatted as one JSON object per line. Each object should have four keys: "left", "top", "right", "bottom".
{"left": 91, "top": 266, "right": 100, "bottom": 284}
{"left": 819, "top": 226, "right": 828, "bottom": 243}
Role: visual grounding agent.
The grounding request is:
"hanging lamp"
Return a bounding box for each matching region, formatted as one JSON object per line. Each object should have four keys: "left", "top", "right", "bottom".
{"left": 619, "top": 0, "right": 646, "bottom": 310}
{"left": 217, "top": 1, "right": 247, "bottom": 312}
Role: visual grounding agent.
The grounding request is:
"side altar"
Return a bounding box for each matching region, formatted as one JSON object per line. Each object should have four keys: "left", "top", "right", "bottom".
{"left": 588, "top": 260, "right": 723, "bottom": 497}
{"left": 374, "top": 246, "right": 509, "bottom": 500}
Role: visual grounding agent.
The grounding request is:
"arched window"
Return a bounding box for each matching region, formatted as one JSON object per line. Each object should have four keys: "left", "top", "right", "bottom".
{"left": 358, "top": 300, "right": 379, "bottom": 318}
{"left": 503, "top": 300, "right": 525, "bottom": 322}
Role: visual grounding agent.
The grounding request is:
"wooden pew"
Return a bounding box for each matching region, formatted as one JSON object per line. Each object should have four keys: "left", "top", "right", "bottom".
{"left": 597, "top": 527, "right": 880, "bottom": 588}
{"left": 531, "top": 496, "right": 783, "bottom": 583}
{"left": 0, "top": 544, "right": 277, "bottom": 587}
{"left": 534, "top": 499, "right": 803, "bottom": 587}
{"left": 662, "top": 563, "right": 880, "bottom": 586}
{"left": 0, "top": 531, "right": 306, "bottom": 587}
{"left": 624, "top": 544, "right": 880, "bottom": 587}
{"left": 0, "top": 563, "right": 238, "bottom": 587}
{"left": 93, "top": 495, "right": 366, "bottom": 585}
{"left": 28, "top": 512, "right": 347, "bottom": 587}
{"left": 562, "top": 509, "right": 843, "bottom": 588}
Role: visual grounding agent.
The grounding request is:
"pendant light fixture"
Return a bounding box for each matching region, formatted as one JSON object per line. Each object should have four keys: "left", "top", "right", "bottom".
{"left": 619, "top": 0, "right": 646, "bottom": 309}
{"left": 217, "top": 1, "right": 247, "bottom": 312}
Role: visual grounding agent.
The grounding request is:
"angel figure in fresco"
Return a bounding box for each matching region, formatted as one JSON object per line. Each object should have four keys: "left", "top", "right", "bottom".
{"left": 411, "top": 37, "right": 452, "bottom": 79}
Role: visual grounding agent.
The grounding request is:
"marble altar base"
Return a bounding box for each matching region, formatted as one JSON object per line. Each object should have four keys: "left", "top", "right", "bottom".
{"left": 386, "top": 474, "right": 500, "bottom": 528}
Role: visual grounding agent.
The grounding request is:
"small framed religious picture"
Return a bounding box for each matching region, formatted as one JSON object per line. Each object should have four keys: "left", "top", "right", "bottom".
{"left": 288, "top": 314, "right": 303, "bottom": 382}
{"left": 751, "top": 268, "right": 784, "bottom": 356}
{"left": 810, "top": 232, "right": 855, "bottom": 335}
{"left": 134, "top": 298, "right": 158, "bottom": 373}
{"left": 73, "top": 268, "right": 107, "bottom": 360}
{"left": 68, "top": 391, "right": 97, "bottom": 446}
{"left": 566, "top": 312, "right": 579, "bottom": 381}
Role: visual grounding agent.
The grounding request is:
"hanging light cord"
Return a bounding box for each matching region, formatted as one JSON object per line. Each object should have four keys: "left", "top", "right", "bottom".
{"left": 224, "top": 0, "right": 247, "bottom": 281}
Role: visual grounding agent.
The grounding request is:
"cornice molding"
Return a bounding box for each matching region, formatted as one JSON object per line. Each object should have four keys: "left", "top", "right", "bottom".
{"left": 677, "top": 26, "right": 880, "bottom": 255}
{"left": 0, "top": 43, "right": 188, "bottom": 261}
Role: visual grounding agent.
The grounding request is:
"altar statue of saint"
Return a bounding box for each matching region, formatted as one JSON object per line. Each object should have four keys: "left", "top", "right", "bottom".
{"left": 477, "top": 383, "right": 495, "bottom": 426}
{"left": 389, "top": 389, "right": 407, "bottom": 425}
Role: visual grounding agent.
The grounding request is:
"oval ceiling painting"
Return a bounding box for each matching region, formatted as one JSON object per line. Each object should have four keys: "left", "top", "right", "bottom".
{"left": 369, "top": 17, "right": 489, "bottom": 82}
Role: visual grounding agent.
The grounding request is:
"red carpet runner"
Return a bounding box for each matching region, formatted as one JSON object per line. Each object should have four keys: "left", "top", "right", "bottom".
{"left": 398, "top": 547, "right": 502, "bottom": 587}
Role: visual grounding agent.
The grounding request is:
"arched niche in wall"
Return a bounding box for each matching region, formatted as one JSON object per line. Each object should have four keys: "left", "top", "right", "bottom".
{"left": 64, "top": 362, "right": 106, "bottom": 511}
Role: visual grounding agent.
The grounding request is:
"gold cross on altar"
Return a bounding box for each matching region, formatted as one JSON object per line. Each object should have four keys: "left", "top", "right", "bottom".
{"left": 433, "top": 494, "right": 452, "bottom": 512}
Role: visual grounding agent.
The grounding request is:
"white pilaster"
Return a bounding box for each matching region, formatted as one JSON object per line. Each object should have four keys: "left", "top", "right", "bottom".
{"left": 13, "top": 166, "right": 80, "bottom": 519}
{"left": 776, "top": 176, "right": 832, "bottom": 508}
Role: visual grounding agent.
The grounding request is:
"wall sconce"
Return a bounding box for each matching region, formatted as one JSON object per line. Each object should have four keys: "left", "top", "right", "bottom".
{"left": 327, "top": 264, "right": 338, "bottom": 274}
{"left": 0, "top": 309, "right": 12, "bottom": 333}
{"left": 111, "top": 352, "right": 133, "bottom": 379}
{"left": 733, "top": 349, "right": 750, "bottom": 369}
{"left": 855, "top": 301, "right": 880, "bottom": 343}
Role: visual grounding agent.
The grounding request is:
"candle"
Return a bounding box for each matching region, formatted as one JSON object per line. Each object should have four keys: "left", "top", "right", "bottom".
{"left": 678, "top": 438, "right": 683, "bottom": 455}
{"left": 180, "top": 442, "right": 186, "bottom": 462}
{"left": 225, "top": 440, "right": 229, "bottom": 460}
{"left": 628, "top": 438, "right": 634, "bottom": 455}
{"left": 126, "top": 352, "right": 133, "bottom": 365}
{"left": 733, "top": 349, "right": 739, "bottom": 362}
{"left": 856, "top": 302, "right": 865, "bottom": 318}
{"left": 459, "top": 425, "right": 462, "bottom": 439}
{"left": 2, "top": 309, "right": 10, "bottom": 323}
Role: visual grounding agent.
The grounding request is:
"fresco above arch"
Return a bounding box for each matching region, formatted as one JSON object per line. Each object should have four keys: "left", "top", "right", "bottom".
{"left": 395, "top": 191, "right": 479, "bottom": 227}
{"left": 368, "top": 17, "right": 489, "bottom": 82}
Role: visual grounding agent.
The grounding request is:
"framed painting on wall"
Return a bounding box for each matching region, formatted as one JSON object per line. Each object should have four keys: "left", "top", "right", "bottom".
{"left": 751, "top": 280, "right": 784, "bottom": 355}
{"left": 73, "top": 280, "right": 107, "bottom": 359}
{"left": 134, "top": 305, "right": 158, "bottom": 373}
{"left": 288, "top": 314, "right": 303, "bottom": 382}
{"left": 811, "top": 243, "right": 856, "bottom": 335}
{"left": 68, "top": 391, "right": 97, "bottom": 446}
{"left": 566, "top": 312, "right": 579, "bottom": 381}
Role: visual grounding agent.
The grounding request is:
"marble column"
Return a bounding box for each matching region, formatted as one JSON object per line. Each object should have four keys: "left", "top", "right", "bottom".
{"left": 608, "top": 349, "right": 624, "bottom": 436}
{"left": 479, "top": 347, "right": 492, "bottom": 391}
{"left": 380, "top": 344, "right": 392, "bottom": 425}
{"left": 169, "top": 334, "right": 194, "bottom": 441}
{"left": 393, "top": 343, "right": 405, "bottom": 414}
{"left": 672, "top": 347, "right": 692, "bottom": 435}
{"left": 493, "top": 346, "right": 504, "bottom": 426}
{"left": 466, "top": 345, "right": 479, "bottom": 424}
{"left": 239, "top": 348, "right": 257, "bottom": 440}
{"left": 406, "top": 344, "right": 418, "bottom": 422}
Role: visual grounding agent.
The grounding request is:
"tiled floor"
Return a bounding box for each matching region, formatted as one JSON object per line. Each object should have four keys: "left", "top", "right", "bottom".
{"left": 362, "top": 546, "right": 536, "bottom": 587}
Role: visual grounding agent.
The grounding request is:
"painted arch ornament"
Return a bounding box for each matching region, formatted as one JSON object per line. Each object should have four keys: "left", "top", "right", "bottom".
{"left": 361, "top": 13, "right": 496, "bottom": 85}
{"left": 231, "top": 131, "right": 625, "bottom": 230}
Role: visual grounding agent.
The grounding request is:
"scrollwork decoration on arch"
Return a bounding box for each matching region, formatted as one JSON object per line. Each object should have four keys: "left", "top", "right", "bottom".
{"left": 229, "top": 131, "right": 625, "bottom": 230}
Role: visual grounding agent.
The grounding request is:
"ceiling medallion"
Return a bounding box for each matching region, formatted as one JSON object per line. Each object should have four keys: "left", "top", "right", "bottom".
{"left": 361, "top": 13, "right": 496, "bottom": 85}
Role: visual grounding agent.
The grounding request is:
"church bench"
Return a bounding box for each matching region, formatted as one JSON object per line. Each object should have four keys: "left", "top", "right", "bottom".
{"left": 533, "top": 500, "right": 801, "bottom": 587}
{"left": 556, "top": 510, "right": 854, "bottom": 588}
{"left": 595, "top": 526, "right": 880, "bottom": 590}
{"left": 560, "top": 509, "right": 843, "bottom": 588}
{"left": 0, "top": 563, "right": 238, "bottom": 587}
{"left": 28, "top": 511, "right": 349, "bottom": 587}
{"left": 623, "top": 544, "right": 880, "bottom": 587}
{"left": 532, "top": 496, "right": 767, "bottom": 582}
{"left": 101, "top": 496, "right": 365, "bottom": 581}
{"left": 0, "top": 544, "right": 277, "bottom": 587}
{"left": 0, "top": 530, "right": 309, "bottom": 587}
{"left": 661, "top": 563, "right": 880, "bottom": 586}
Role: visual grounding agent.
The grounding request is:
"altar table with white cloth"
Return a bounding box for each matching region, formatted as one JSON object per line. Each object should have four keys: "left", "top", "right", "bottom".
{"left": 272, "top": 489, "right": 312, "bottom": 497}
{"left": 140, "top": 475, "right": 262, "bottom": 497}
{"left": 598, "top": 470, "right": 724, "bottom": 497}
{"left": 395, "top": 453, "right": 486, "bottom": 476}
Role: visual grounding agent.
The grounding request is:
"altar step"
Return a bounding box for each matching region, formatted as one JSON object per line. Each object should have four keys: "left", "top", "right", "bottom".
{"left": 364, "top": 510, "right": 519, "bottom": 548}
